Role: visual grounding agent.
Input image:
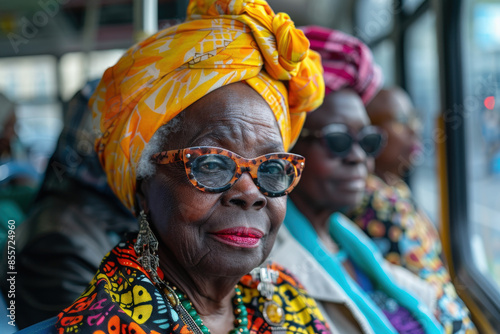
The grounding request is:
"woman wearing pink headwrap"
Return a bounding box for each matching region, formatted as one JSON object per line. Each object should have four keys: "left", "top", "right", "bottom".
{"left": 270, "top": 26, "right": 475, "bottom": 333}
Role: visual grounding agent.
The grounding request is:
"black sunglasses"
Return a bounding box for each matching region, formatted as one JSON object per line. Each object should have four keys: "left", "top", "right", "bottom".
{"left": 300, "top": 124, "right": 386, "bottom": 157}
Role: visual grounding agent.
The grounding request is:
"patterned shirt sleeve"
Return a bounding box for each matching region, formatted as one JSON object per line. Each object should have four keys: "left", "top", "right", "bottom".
{"left": 349, "top": 175, "right": 477, "bottom": 334}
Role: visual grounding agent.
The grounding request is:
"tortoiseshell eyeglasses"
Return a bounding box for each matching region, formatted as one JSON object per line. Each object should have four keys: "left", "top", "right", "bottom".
{"left": 151, "top": 146, "right": 305, "bottom": 197}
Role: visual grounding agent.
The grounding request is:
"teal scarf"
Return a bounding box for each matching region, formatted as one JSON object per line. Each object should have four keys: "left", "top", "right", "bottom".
{"left": 283, "top": 199, "right": 443, "bottom": 334}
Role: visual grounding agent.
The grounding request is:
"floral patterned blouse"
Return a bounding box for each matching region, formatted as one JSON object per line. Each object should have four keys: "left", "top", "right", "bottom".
{"left": 348, "top": 174, "right": 476, "bottom": 334}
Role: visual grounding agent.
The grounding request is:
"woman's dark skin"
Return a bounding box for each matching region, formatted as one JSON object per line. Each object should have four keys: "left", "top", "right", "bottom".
{"left": 137, "top": 82, "right": 287, "bottom": 334}
{"left": 290, "top": 88, "right": 373, "bottom": 255}
{"left": 366, "top": 87, "right": 421, "bottom": 184}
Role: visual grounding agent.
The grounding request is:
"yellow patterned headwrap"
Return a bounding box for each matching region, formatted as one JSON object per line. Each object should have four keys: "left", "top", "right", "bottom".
{"left": 90, "top": 0, "right": 325, "bottom": 213}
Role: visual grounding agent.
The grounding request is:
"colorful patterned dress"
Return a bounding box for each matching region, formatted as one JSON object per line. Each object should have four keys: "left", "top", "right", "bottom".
{"left": 348, "top": 174, "right": 476, "bottom": 334}
{"left": 54, "top": 235, "right": 331, "bottom": 334}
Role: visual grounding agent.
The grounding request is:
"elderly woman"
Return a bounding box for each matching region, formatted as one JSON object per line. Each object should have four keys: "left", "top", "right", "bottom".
{"left": 347, "top": 90, "right": 477, "bottom": 333}
{"left": 48, "top": 1, "right": 332, "bottom": 334}
{"left": 270, "top": 26, "right": 476, "bottom": 334}
{"left": 365, "top": 87, "right": 422, "bottom": 184}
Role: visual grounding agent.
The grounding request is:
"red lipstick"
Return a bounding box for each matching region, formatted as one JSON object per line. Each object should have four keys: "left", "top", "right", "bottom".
{"left": 210, "top": 227, "right": 264, "bottom": 248}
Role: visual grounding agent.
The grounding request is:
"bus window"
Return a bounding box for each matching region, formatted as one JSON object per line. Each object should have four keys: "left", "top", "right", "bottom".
{"left": 405, "top": 10, "right": 440, "bottom": 223}
{"left": 59, "top": 50, "right": 124, "bottom": 101}
{"left": 372, "top": 40, "right": 396, "bottom": 86}
{"left": 0, "top": 55, "right": 62, "bottom": 173}
{"left": 403, "top": 0, "right": 425, "bottom": 14}
{"left": 463, "top": 0, "right": 500, "bottom": 291}
{"left": 0, "top": 55, "right": 58, "bottom": 101}
{"left": 354, "top": 0, "right": 393, "bottom": 45}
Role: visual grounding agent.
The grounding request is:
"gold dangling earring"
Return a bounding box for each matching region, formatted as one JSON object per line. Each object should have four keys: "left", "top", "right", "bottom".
{"left": 134, "top": 210, "right": 160, "bottom": 283}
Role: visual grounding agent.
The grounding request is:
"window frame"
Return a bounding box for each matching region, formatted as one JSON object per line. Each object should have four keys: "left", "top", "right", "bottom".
{"left": 437, "top": 0, "right": 500, "bottom": 327}
{"left": 355, "top": 0, "right": 500, "bottom": 329}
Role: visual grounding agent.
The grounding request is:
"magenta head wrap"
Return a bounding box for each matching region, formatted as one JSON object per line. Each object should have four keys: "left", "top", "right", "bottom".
{"left": 302, "top": 26, "right": 383, "bottom": 105}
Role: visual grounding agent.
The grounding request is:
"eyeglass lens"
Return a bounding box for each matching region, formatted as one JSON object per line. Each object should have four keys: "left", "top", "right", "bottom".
{"left": 191, "top": 154, "right": 236, "bottom": 187}
{"left": 324, "top": 131, "right": 383, "bottom": 157}
{"left": 257, "top": 159, "right": 295, "bottom": 192}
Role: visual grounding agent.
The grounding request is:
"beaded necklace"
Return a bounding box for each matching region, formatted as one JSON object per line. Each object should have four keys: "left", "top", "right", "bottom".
{"left": 160, "top": 282, "right": 250, "bottom": 334}
{"left": 134, "top": 213, "right": 249, "bottom": 333}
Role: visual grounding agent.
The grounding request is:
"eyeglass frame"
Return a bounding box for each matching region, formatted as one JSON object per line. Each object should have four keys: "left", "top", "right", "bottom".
{"left": 300, "top": 123, "right": 387, "bottom": 158}
{"left": 150, "top": 146, "right": 306, "bottom": 197}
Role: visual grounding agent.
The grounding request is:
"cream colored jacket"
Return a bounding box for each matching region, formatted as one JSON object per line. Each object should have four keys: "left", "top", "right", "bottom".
{"left": 269, "top": 226, "right": 437, "bottom": 334}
